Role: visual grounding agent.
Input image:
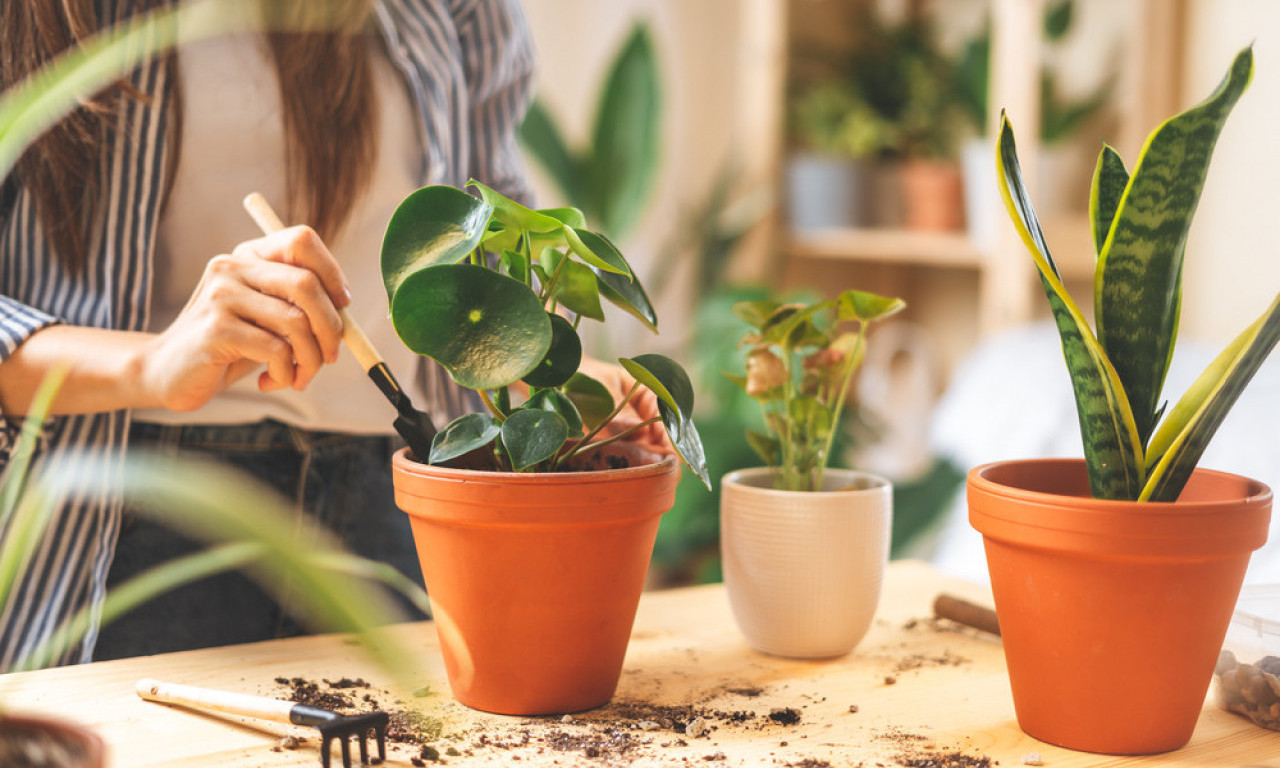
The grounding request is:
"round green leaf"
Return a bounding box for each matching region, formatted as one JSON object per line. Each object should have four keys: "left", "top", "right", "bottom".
{"left": 526, "top": 388, "right": 584, "bottom": 436}
{"left": 502, "top": 408, "right": 569, "bottom": 470}
{"left": 381, "top": 185, "right": 493, "bottom": 304}
{"left": 620, "top": 353, "right": 694, "bottom": 421}
{"left": 538, "top": 207, "right": 587, "bottom": 229}
{"left": 522, "top": 314, "right": 582, "bottom": 388}
{"left": 595, "top": 261, "right": 657, "bottom": 332}
{"left": 549, "top": 257, "right": 605, "bottom": 322}
{"left": 391, "top": 264, "right": 551, "bottom": 390}
{"left": 468, "top": 180, "right": 564, "bottom": 233}
{"left": 562, "top": 373, "right": 615, "bottom": 430}
{"left": 429, "top": 413, "right": 501, "bottom": 465}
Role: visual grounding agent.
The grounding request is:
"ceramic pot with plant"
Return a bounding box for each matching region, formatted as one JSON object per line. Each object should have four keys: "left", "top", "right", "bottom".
{"left": 721, "top": 289, "right": 903, "bottom": 659}
{"left": 379, "top": 182, "right": 709, "bottom": 715}
{"left": 971, "top": 45, "right": 1278, "bottom": 755}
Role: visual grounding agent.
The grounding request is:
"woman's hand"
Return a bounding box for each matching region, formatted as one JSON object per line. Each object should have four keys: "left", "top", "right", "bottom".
{"left": 141, "top": 226, "right": 350, "bottom": 412}
{"left": 577, "top": 355, "right": 675, "bottom": 455}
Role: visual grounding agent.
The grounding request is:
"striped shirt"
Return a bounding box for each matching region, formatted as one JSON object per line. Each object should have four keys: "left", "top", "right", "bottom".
{"left": 0, "top": 0, "right": 534, "bottom": 669}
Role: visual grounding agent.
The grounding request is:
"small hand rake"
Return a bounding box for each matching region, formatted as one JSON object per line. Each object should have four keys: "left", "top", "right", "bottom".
{"left": 136, "top": 678, "right": 389, "bottom": 768}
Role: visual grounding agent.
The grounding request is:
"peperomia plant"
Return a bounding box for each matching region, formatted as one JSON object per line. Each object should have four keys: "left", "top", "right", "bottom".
{"left": 727, "top": 290, "right": 904, "bottom": 492}
{"left": 998, "top": 45, "right": 1280, "bottom": 502}
{"left": 380, "top": 181, "right": 710, "bottom": 487}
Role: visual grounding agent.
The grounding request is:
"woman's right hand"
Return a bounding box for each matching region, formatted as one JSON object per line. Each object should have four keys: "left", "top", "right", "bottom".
{"left": 141, "top": 225, "right": 351, "bottom": 412}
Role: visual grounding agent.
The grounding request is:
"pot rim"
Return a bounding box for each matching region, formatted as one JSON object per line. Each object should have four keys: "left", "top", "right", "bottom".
{"left": 722, "top": 466, "right": 891, "bottom": 497}
{"left": 392, "top": 445, "right": 679, "bottom": 486}
{"left": 969, "top": 458, "right": 1272, "bottom": 511}
{"left": 0, "top": 713, "right": 105, "bottom": 767}
{"left": 968, "top": 458, "right": 1272, "bottom": 556}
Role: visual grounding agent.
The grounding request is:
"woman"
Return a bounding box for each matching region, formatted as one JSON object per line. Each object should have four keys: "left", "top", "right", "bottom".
{"left": 0, "top": 0, "right": 665, "bottom": 667}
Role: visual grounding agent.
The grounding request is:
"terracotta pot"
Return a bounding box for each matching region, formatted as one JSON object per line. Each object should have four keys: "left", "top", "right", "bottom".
{"left": 720, "top": 467, "right": 891, "bottom": 659}
{"left": 0, "top": 714, "right": 105, "bottom": 768}
{"left": 900, "top": 158, "right": 965, "bottom": 231}
{"left": 391, "top": 448, "right": 680, "bottom": 715}
{"left": 968, "top": 459, "right": 1272, "bottom": 754}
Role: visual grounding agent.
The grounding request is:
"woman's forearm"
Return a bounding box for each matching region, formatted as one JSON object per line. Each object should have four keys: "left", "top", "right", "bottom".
{"left": 0, "top": 325, "right": 161, "bottom": 416}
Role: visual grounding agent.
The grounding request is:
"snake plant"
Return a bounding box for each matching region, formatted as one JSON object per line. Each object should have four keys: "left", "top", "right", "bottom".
{"left": 997, "top": 45, "right": 1280, "bottom": 502}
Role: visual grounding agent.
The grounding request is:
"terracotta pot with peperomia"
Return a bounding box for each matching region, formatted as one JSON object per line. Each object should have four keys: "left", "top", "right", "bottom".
{"left": 379, "top": 181, "right": 709, "bottom": 715}
{"left": 966, "top": 45, "right": 1276, "bottom": 754}
{"left": 726, "top": 290, "right": 905, "bottom": 492}
{"left": 997, "top": 44, "right": 1279, "bottom": 502}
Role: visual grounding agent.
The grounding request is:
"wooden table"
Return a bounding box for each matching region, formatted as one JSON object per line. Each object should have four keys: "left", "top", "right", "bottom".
{"left": 3, "top": 560, "right": 1278, "bottom": 767}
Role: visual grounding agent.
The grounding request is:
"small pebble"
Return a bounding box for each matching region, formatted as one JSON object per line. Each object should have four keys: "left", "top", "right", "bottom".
{"left": 1022, "top": 752, "right": 1044, "bottom": 766}
{"left": 686, "top": 717, "right": 710, "bottom": 739}
{"left": 277, "top": 735, "right": 303, "bottom": 750}
{"left": 884, "top": 675, "right": 898, "bottom": 686}
{"left": 560, "top": 714, "right": 575, "bottom": 724}
{"left": 848, "top": 705, "right": 859, "bottom": 714}
{"left": 703, "top": 751, "right": 726, "bottom": 761}
{"left": 637, "top": 720, "right": 661, "bottom": 731}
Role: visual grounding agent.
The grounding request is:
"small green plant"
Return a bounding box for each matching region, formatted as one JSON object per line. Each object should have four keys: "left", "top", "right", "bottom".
{"left": 998, "top": 45, "right": 1280, "bottom": 502}
{"left": 726, "top": 290, "right": 904, "bottom": 492}
{"left": 379, "top": 181, "right": 709, "bottom": 487}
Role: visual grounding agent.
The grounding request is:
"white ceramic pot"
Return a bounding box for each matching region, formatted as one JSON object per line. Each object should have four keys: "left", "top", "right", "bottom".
{"left": 720, "top": 467, "right": 892, "bottom": 659}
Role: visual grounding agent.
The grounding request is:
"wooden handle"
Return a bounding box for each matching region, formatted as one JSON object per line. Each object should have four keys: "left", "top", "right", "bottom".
{"left": 933, "top": 593, "right": 1001, "bottom": 636}
{"left": 241, "top": 192, "right": 382, "bottom": 371}
{"left": 136, "top": 678, "right": 294, "bottom": 725}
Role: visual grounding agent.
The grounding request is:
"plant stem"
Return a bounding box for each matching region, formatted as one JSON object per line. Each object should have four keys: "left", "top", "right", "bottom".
{"left": 558, "top": 381, "right": 642, "bottom": 467}
{"left": 817, "top": 324, "right": 867, "bottom": 491}
{"left": 480, "top": 389, "right": 508, "bottom": 423}
{"left": 565, "top": 416, "right": 662, "bottom": 458}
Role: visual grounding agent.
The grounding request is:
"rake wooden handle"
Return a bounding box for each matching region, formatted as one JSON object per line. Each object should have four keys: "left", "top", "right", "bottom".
{"left": 136, "top": 678, "right": 295, "bottom": 724}
{"left": 242, "top": 191, "right": 381, "bottom": 372}
{"left": 933, "top": 593, "right": 1001, "bottom": 636}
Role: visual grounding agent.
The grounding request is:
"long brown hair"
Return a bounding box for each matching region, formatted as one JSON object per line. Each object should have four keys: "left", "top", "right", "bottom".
{"left": 0, "top": 0, "right": 378, "bottom": 270}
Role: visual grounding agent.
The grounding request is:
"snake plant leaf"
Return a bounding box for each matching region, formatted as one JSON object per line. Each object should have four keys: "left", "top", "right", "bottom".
{"left": 468, "top": 180, "right": 564, "bottom": 233}
{"left": 621, "top": 353, "right": 695, "bottom": 422}
{"left": 429, "top": 413, "right": 501, "bottom": 465}
{"left": 565, "top": 227, "right": 630, "bottom": 276}
{"left": 1089, "top": 145, "right": 1129, "bottom": 256}
{"left": 1141, "top": 293, "right": 1280, "bottom": 501}
{"left": 518, "top": 99, "right": 588, "bottom": 206}
{"left": 381, "top": 185, "right": 493, "bottom": 304}
{"left": 391, "top": 264, "right": 551, "bottom": 390}
{"left": 522, "top": 314, "right": 583, "bottom": 388}
{"left": 835, "top": 289, "right": 906, "bottom": 324}
{"left": 657, "top": 400, "right": 711, "bottom": 490}
{"left": 562, "top": 373, "right": 615, "bottom": 431}
{"left": 502, "top": 408, "right": 569, "bottom": 471}
{"left": 589, "top": 23, "right": 660, "bottom": 239}
{"left": 525, "top": 388, "right": 584, "bottom": 436}
{"left": 998, "top": 114, "right": 1144, "bottom": 499}
{"left": 1095, "top": 46, "right": 1253, "bottom": 448}
{"left": 539, "top": 250, "right": 605, "bottom": 321}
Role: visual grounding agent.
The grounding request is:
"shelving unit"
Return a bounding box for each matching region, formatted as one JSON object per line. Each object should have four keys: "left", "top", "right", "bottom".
{"left": 781, "top": 0, "right": 1183, "bottom": 375}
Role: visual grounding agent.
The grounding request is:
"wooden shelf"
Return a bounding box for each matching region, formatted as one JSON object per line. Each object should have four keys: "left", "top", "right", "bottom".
{"left": 786, "top": 213, "right": 1096, "bottom": 282}
{"left": 787, "top": 227, "right": 983, "bottom": 270}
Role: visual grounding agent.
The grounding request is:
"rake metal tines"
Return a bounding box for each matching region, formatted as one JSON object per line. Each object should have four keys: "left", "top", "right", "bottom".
{"left": 136, "top": 678, "right": 391, "bottom": 768}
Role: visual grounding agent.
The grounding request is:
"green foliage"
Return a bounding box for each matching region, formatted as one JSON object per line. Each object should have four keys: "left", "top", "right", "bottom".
{"left": 997, "top": 46, "right": 1280, "bottom": 501}
{"left": 518, "top": 22, "right": 660, "bottom": 241}
{"left": 727, "top": 290, "right": 904, "bottom": 492}
{"left": 381, "top": 182, "right": 709, "bottom": 488}
{"left": 954, "top": 0, "right": 1113, "bottom": 143}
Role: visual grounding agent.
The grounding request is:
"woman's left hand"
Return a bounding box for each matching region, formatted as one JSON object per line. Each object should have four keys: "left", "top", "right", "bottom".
{"left": 577, "top": 356, "right": 674, "bottom": 455}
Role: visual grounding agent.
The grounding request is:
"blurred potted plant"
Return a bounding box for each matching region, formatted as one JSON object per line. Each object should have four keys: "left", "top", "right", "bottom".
{"left": 379, "top": 181, "right": 709, "bottom": 715}
{"left": 785, "top": 80, "right": 895, "bottom": 231}
{"left": 955, "top": 0, "right": 1114, "bottom": 244}
{"left": 719, "top": 289, "right": 903, "bottom": 658}
{"left": 969, "top": 46, "right": 1278, "bottom": 754}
